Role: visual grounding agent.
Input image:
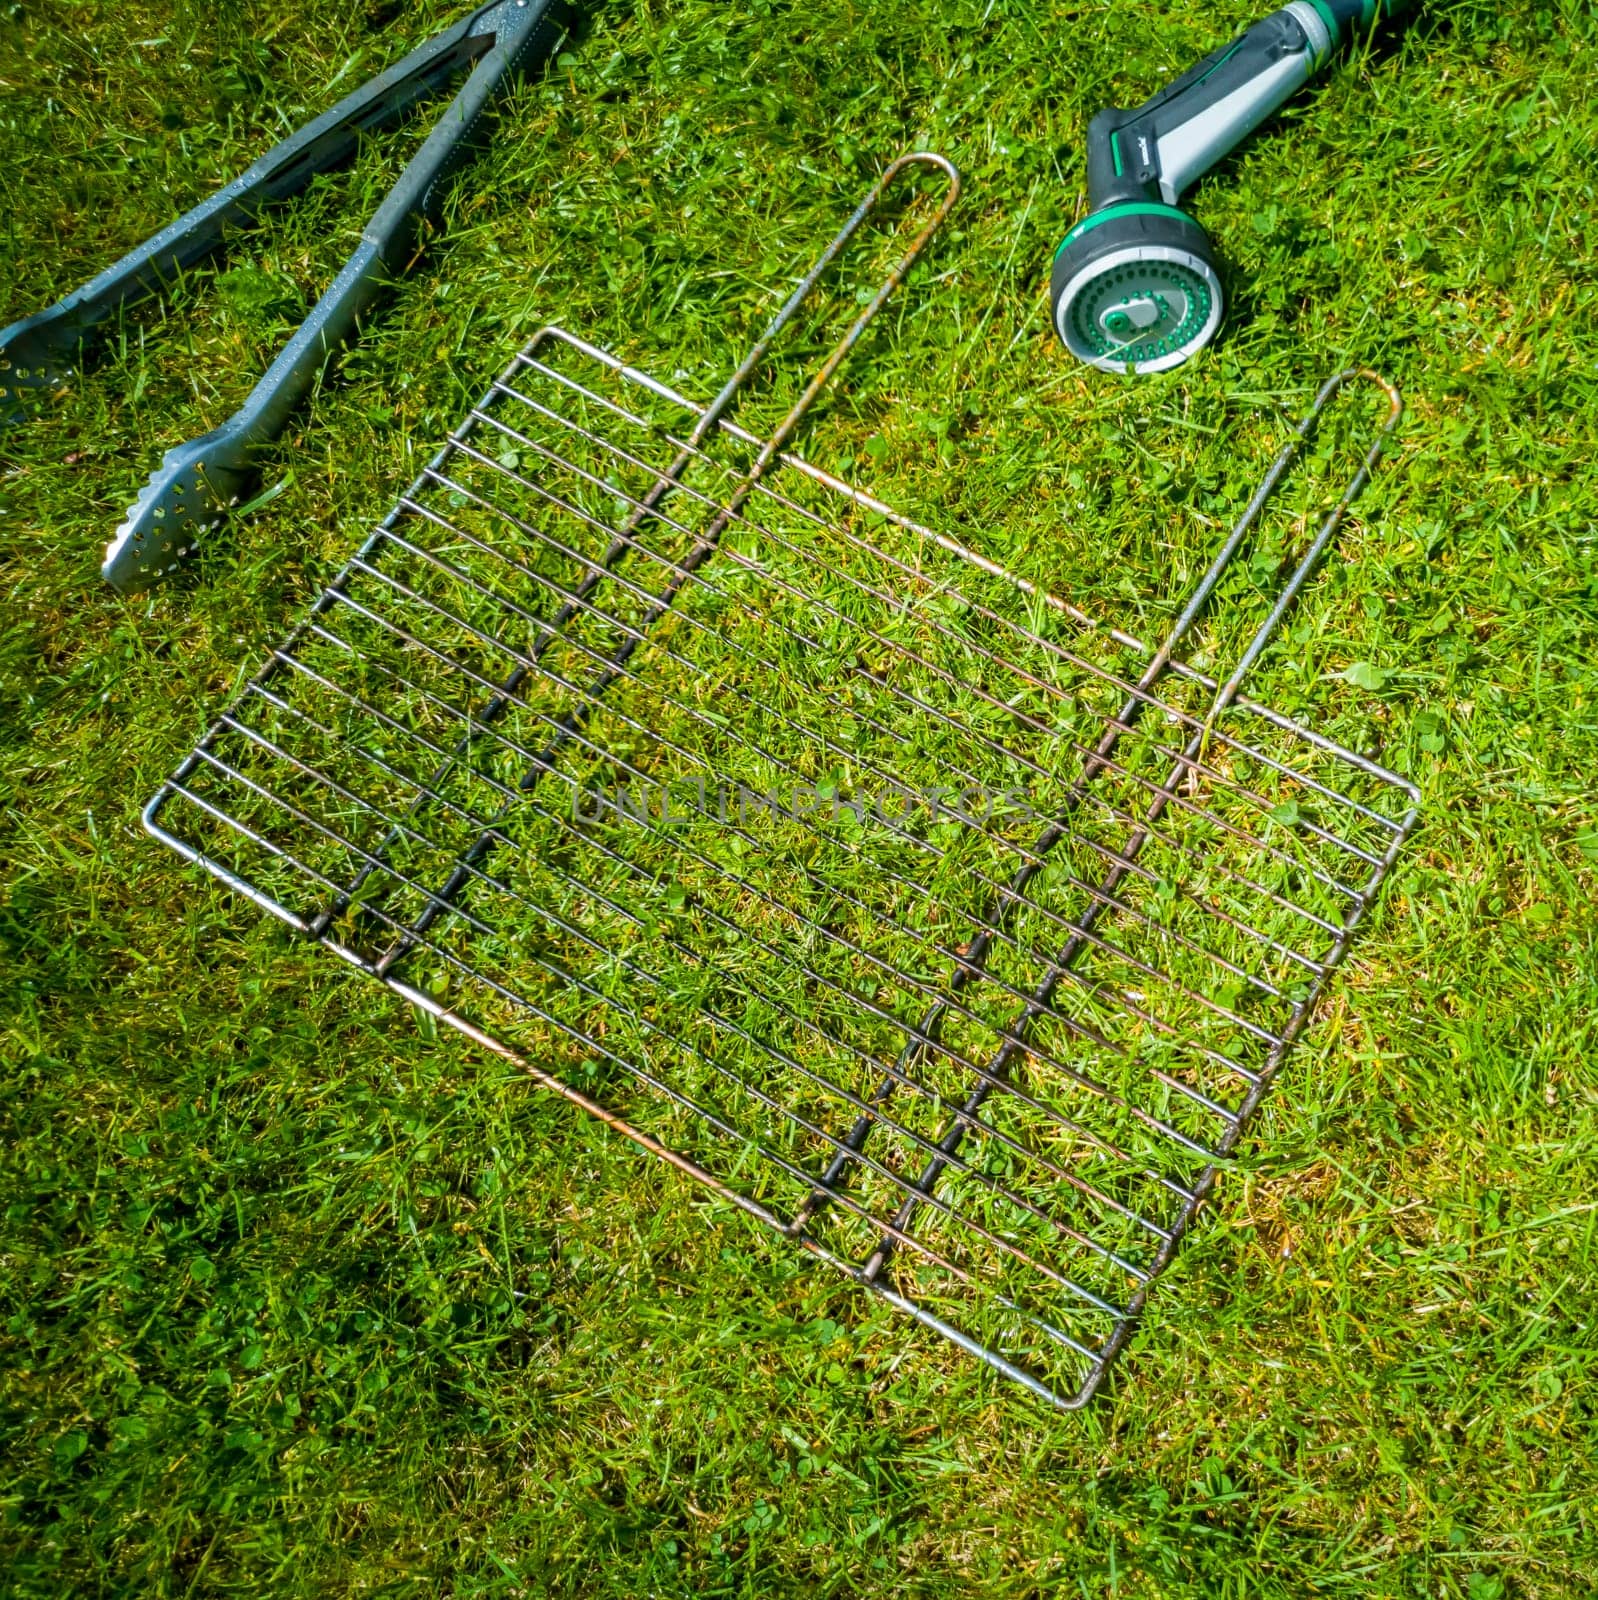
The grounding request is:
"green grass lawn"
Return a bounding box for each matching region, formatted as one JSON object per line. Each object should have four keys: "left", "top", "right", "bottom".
{"left": 3, "top": 0, "right": 1596, "bottom": 1594}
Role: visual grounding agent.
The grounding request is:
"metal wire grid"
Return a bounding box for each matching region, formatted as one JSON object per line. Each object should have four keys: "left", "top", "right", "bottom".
{"left": 145, "top": 160, "right": 1417, "bottom": 1407}
{"left": 146, "top": 329, "right": 1415, "bottom": 1408}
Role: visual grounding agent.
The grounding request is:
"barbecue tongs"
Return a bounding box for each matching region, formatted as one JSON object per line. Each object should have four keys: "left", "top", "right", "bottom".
{"left": 0, "top": 0, "right": 570, "bottom": 593}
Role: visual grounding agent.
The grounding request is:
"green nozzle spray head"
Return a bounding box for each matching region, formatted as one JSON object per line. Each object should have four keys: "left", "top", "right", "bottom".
{"left": 1050, "top": 203, "right": 1223, "bottom": 375}
{"left": 1050, "top": 0, "right": 1409, "bottom": 375}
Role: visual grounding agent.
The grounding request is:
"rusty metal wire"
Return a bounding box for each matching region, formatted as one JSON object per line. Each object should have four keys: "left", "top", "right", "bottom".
{"left": 145, "top": 154, "right": 1415, "bottom": 1409}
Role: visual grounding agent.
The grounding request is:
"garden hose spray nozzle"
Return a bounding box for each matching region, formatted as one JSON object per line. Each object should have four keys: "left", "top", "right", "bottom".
{"left": 1051, "top": 0, "right": 1409, "bottom": 375}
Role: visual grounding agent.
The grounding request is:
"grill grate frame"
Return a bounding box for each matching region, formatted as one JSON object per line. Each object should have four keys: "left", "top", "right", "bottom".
{"left": 146, "top": 158, "right": 1417, "bottom": 1409}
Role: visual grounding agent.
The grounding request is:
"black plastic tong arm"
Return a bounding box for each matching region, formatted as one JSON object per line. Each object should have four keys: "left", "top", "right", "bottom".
{"left": 1, "top": 1, "right": 504, "bottom": 414}
{"left": 0, "top": 0, "right": 570, "bottom": 591}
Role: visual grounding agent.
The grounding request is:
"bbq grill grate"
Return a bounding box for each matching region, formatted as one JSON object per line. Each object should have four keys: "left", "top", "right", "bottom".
{"left": 146, "top": 155, "right": 1417, "bottom": 1409}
